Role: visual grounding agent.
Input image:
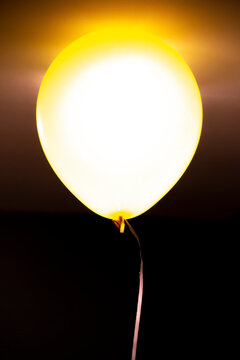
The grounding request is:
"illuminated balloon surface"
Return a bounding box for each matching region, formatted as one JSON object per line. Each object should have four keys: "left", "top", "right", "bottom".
{"left": 36, "top": 28, "right": 202, "bottom": 220}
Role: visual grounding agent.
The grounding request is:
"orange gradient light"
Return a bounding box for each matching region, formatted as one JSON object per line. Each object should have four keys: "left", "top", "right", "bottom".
{"left": 36, "top": 27, "right": 202, "bottom": 219}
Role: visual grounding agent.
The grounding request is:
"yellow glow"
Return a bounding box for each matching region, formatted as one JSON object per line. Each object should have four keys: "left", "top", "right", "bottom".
{"left": 36, "top": 27, "right": 202, "bottom": 220}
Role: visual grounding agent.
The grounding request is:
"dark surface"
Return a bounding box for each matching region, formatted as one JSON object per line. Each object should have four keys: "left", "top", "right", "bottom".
{"left": 0, "top": 212, "right": 238, "bottom": 358}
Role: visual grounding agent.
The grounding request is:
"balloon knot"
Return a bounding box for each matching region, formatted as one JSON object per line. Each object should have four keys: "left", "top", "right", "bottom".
{"left": 112, "top": 216, "right": 125, "bottom": 233}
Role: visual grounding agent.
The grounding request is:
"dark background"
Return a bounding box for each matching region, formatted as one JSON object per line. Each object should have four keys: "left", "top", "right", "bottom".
{"left": 0, "top": 0, "right": 239, "bottom": 358}
{"left": 0, "top": 213, "right": 238, "bottom": 358}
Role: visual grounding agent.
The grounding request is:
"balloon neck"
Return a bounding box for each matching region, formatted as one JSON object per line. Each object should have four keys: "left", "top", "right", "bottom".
{"left": 112, "top": 216, "right": 125, "bottom": 233}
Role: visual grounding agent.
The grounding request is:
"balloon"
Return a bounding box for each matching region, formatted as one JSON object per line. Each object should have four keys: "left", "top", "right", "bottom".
{"left": 36, "top": 28, "right": 202, "bottom": 220}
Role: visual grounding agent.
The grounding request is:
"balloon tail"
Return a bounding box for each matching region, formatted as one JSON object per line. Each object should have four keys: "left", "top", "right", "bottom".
{"left": 113, "top": 218, "right": 143, "bottom": 360}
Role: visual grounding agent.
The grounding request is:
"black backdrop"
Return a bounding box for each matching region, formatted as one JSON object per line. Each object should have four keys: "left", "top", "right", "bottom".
{"left": 0, "top": 212, "right": 238, "bottom": 359}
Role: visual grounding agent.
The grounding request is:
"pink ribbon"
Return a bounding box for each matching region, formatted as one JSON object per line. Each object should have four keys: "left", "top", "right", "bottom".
{"left": 125, "top": 220, "right": 143, "bottom": 360}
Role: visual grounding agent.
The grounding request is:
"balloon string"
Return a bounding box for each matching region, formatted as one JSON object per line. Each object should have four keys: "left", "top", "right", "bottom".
{"left": 125, "top": 219, "right": 143, "bottom": 360}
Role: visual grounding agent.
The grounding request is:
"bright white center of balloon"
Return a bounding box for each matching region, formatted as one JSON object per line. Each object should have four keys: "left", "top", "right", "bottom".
{"left": 59, "top": 54, "right": 183, "bottom": 173}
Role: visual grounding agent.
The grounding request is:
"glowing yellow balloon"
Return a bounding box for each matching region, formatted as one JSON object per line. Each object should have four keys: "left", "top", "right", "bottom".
{"left": 36, "top": 28, "right": 202, "bottom": 220}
